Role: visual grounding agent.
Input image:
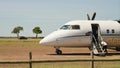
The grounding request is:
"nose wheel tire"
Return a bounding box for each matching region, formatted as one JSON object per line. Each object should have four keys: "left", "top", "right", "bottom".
{"left": 116, "top": 47, "right": 120, "bottom": 51}
{"left": 56, "top": 49, "right": 62, "bottom": 55}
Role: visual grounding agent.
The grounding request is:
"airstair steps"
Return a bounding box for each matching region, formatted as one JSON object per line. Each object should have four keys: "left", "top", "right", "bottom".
{"left": 92, "top": 35, "right": 106, "bottom": 55}
{"left": 93, "top": 43, "right": 105, "bottom": 55}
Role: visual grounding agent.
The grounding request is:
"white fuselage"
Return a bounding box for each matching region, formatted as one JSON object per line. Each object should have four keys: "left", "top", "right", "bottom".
{"left": 40, "top": 20, "right": 120, "bottom": 47}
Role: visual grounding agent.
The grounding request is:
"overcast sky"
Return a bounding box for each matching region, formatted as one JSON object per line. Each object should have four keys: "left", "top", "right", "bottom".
{"left": 0, "top": 0, "right": 120, "bottom": 37}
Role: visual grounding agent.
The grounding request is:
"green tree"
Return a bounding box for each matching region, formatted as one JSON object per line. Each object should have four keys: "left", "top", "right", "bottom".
{"left": 32, "top": 26, "right": 42, "bottom": 38}
{"left": 12, "top": 26, "right": 23, "bottom": 38}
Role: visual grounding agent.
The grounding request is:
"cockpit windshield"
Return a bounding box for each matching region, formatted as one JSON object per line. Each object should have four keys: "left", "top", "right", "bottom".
{"left": 60, "top": 25, "right": 80, "bottom": 30}
{"left": 60, "top": 25, "right": 71, "bottom": 30}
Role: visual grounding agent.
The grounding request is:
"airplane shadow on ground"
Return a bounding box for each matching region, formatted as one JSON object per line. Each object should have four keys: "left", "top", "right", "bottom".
{"left": 49, "top": 53, "right": 90, "bottom": 56}
{"left": 106, "top": 53, "right": 120, "bottom": 56}
{"left": 48, "top": 52, "right": 120, "bottom": 56}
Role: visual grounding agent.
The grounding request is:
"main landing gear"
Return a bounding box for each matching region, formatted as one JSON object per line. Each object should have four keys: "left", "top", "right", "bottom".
{"left": 54, "top": 47, "right": 62, "bottom": 55}
{"left": 116, "top": 47, "right": 120, "bottom": 51}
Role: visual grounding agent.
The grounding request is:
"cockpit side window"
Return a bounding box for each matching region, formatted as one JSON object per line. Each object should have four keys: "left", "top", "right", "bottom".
{"left": 60, "top": 25, "right": 71, "bottom": 30}
{"left": 71, "top": 25, "right": 80, "bottom": 29}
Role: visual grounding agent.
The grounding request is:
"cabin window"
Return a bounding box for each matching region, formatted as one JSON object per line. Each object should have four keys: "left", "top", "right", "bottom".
{"left": 71, "top": 25, "right": 80, "bottom": 29}
{"left": 112, "top": 29, "right": 115, "bottom": 33}
{"left": 60, "top": 25, "right": 71, "bottom": 30}
{"left": 106, "top": 29, "right": 109, "bottom": 33}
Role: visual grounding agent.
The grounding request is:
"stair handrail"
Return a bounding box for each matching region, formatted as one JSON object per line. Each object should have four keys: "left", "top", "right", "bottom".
{"left": 92, "top": 34, "right": 98, "bottom": 45}
{"left": 92, "top": 34, "right": 104, "bottom": 53}
{"left": 93, "top": 34, "right": 105, "bottom": 53}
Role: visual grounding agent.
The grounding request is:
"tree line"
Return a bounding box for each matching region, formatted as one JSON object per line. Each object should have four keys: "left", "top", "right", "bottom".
{"left": 11, "top": 26, "right": 42, "bottom": 38}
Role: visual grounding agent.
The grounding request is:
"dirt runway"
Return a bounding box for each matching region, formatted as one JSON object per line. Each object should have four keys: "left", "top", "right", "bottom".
{"left": 0, "top": 45, "right": 120, "bottom": 61}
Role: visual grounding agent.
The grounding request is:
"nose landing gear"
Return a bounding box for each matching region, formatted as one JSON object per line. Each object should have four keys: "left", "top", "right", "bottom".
{"left": 54, "top": 47, "right": 62, "bottom": 55}
{"left": 56, "top": 49, "right": 62, "bottom": 55}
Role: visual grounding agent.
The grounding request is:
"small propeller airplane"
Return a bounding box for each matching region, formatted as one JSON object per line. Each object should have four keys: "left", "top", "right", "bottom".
{"left": 40, "top": 12, "right": 120, "bottom": 55}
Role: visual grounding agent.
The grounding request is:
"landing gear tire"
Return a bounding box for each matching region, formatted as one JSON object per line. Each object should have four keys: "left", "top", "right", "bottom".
{"left": 56, "top": 49, "right": 62, "bottom": 55}
{"left": 116, "top": 47, "right": 120, "bottom": 51}
{"left": 100, "top": 53, "right": 106, "bottom": 56}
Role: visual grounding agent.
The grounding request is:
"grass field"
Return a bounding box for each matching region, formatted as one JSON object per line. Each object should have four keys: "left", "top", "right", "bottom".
{"left": 0, "top": 38, "right": 40, "bottom": 46}
{"left": 0, "top": 38, "right": 120, "bottom": 68}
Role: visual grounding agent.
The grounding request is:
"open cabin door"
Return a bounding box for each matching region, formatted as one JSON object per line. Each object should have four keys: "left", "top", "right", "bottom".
{"left": 91, "top": 24, "right": 105, "bottom": 55}
{"left": 91, "top": 24, "right": 102, "bottom": 43}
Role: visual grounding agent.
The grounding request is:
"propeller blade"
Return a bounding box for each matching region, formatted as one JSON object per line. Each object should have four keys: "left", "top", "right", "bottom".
{"left": 91, "top": 12, "right": 96, "bottom": 20}
{"left": 87, "top": 13, "right": 90, "bottom": 20}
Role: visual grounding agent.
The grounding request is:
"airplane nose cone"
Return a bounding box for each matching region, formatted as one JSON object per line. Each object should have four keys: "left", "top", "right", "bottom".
{"left": 40, "top": 37, "right": 57, "bottom": 45}
{"left": 39, "top": 39, "right": 45, "bottom": 45}
{"left": 39, "top": 31, "right": 58, "bottom": 45}
{"left": 39, "top": 38, "right": 49, "bottom": 45}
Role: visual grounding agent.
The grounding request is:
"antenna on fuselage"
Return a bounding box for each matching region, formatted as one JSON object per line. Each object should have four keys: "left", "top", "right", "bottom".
{"left": 87, "top": 12, "right": 96, "bottom": 20}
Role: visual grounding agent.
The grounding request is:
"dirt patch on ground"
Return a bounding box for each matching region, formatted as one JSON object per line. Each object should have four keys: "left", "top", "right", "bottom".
{"left": 0, "top": 45, "right": 120, "bottom": 61}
